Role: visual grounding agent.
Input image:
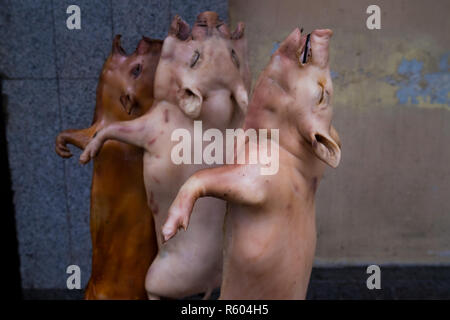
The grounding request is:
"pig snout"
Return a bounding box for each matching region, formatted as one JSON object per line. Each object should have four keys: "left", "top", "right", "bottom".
{"left": 177, "top": 86, "right": 203, "bottom": 118}
{"left": 120, "top": 93, "right": 137, "bottom": 115}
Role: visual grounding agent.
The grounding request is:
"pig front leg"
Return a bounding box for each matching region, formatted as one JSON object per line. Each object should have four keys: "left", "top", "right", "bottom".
{"left": 55, "top": 126, "right": 97, "bottom": 158}
{"left": 162, "top": 164, "right": 266, "bottom": 242}
{"left": 79, "top": 114, "right": 150, "bottom": 164}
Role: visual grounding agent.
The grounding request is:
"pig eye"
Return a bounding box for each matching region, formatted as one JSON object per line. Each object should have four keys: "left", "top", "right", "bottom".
{"left": 131, "top": 64, "right": 142, "bottom": 78}
{"left": 231, "top": 49, "right": 240, "bottom": 68}
{"left": 318, "top": 84, "right": 325, "bottom": 104}
{"left": 190, "top": 50, "right": 200, "bottom": 68}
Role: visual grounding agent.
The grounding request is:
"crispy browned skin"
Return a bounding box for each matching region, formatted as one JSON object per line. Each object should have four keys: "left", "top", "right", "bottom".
{"left": 55, "top": 36, "right": 162, "bottom": 299}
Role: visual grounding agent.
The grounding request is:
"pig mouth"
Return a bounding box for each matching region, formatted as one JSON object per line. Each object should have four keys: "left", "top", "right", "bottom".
{"left": 302, "top": 33, "right": 311, "bottom": 64}
{"left": 298, "top": 33, "right": 312, "bottom": 66}
{"left": 126, "top": 103, "right": 139, "bottom": 115}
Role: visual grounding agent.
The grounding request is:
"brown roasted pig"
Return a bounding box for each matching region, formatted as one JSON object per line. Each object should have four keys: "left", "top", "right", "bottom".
{"left": 55, "top": 35, "right": 162, "bottom": 299}
{"left": 79, "top": 12, "right": 250, "bottom": 299}
{"left": 162, "top": 28, "right": 342, "bottom": 299}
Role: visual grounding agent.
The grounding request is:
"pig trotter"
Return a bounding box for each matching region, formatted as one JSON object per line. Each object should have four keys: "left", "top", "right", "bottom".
{"left": 55, "top": 127, "right": 96, "bottom": 158}
{"left": 163, "top": 164, "right": 266, "bottom": 242}
{"left": 162, "top": 176, "right": 205, "bottom": 242}
{"left": 79, "top": 135, "right": 104, "bottom": 164}
{"left": 55, "top": 133, "right": 73, "bottom": 158}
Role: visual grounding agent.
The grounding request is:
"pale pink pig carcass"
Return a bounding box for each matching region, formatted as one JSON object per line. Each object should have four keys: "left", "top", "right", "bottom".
{"left": 162, "top": 28, "right": 341, "bottom": 299}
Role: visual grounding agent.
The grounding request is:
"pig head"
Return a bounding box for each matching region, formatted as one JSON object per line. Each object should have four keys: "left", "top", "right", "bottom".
{"left": 245, "top": 28, "right": 341, "bottom": 168}
{"left": 55, "top": 35, "right": 162, "bottom": 157}
{"left": 98, "top": 35, "right": 162, "bottom": 120}
{"left": 154, "top": 12, "right": 250, "bottom": 128}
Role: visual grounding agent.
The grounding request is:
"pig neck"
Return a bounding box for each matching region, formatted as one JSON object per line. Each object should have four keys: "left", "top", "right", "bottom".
{"left": 244, "top": 94, "right": 326, "bottom": 187}
{"left": 92, "top": 75, "right": 120, "bottom": 125}
{"left": 91, "top": 79, "right": 106, "bottom": 125}
{"left": 94, "top": 96, "right": 122, "bottom": 126}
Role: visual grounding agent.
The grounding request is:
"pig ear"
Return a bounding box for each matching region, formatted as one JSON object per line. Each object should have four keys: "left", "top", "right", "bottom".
{"left": 112, "top": 34, "right": 127, "bottom": 56}
{"left": 231, "top": 22, "right": 245, "bottom": 40}
{"left": 231, "top": 24, "right": 252, "bottom": 91}
{"left": 310, "top": 29, "right": 333, "bottom": 68}
{"left": 277, "top": 28, "right": 303, "bottom": 61}
{"left": 135, "top": 36, "right": 152, "bottom": 54}
{"left": 169, "top": 15, "right": 191, "bottom": 41}
{"left": 177, "top": 87, "right": 203, "bottom": 119}
{"left": 311, "top": 129, "right": 341, "bottom": 168}
{"left": 135, "top": 36, "right": 156, "bottom": 54}
{"left": 232, "top": 83, "right": 249, "bottom": 114}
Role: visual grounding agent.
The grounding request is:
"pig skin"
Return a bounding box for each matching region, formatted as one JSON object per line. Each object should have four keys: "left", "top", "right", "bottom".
{"left": 55, "top": 36, "right": 162, "bottom": 299}
{"left": 162, "top": 28, "right": 342, "bottom": 299}
{"left": 79, "top": 12, "right": 251, "bottom": 299}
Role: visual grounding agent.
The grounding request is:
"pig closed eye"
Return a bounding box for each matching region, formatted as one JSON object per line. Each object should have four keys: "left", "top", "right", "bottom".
{"left": 231, "top": 49, "right": 240, "bottom": 68}
{"left": 318, "top": 84, "right": 325, "bottom": 104}
{"left": 190, "top": 50, "right": 200, "bottom": 68}
{"left": 131, "top": 64, "right": 142, "bottom": 78}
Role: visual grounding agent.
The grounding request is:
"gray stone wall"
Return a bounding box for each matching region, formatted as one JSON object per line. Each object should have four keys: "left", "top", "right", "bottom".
{"left": 1, "top": 0, "right": 228, "bottom": 291}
